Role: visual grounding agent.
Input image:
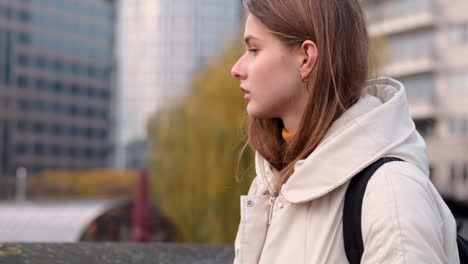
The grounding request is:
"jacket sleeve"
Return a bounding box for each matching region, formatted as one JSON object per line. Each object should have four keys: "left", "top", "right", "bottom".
{"left": 360, "top": 162, "right": 459, "bottom": 264}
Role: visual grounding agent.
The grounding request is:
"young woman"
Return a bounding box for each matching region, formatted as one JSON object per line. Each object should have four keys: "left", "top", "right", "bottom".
{"left": 230, "top": 0, "right": 459, "bottom": 263}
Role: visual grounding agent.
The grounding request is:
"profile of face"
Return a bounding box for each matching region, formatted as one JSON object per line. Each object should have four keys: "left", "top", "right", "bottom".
{"left": 231, "top": 14, "right": 317, "bottom": 128}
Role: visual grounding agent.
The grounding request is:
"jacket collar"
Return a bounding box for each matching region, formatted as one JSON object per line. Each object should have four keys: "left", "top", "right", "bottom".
{"left": 256, "top": 77, "right": 421, "bottom": 203}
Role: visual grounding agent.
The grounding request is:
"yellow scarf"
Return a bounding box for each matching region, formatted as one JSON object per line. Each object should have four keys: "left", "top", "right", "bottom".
{"left": 282, "top": 128, "right": 295, "bottom": 142}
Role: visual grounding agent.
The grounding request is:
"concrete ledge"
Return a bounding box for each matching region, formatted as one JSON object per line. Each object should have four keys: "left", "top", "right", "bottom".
{"left": 0, "top": 242, "right": 234, "bottom": 264}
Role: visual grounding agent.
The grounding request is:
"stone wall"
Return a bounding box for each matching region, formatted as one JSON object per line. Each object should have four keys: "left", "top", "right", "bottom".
{"left": 0, "top": 242, "right": 234, "bottom": 264}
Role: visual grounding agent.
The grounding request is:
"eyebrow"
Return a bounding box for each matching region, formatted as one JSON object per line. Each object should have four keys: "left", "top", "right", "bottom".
{"left": 244, "top": 35, "right": 260, "bottom": 45}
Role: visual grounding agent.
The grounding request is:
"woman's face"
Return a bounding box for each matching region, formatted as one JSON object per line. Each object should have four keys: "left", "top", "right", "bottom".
{"left": 231, "top": 14, "right": 309, "bottom": 122}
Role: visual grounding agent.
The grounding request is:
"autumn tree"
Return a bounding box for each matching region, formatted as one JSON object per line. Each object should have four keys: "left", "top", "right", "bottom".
{"left": 148, "top": 43, "right": 254, "bottom": 243}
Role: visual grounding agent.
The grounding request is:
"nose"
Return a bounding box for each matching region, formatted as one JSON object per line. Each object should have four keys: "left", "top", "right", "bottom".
{"left": 231, "top": 57, "right": 246, "bottom": 80}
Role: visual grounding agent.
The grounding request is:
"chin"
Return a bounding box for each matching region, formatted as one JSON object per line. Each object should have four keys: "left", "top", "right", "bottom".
{"left": 246, "top": 103, "right": 275, "bottom": 119}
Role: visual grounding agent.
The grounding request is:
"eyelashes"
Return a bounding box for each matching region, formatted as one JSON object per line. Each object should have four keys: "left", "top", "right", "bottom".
{"left": 248, "top": 49, "right": 259, "bottom": 55}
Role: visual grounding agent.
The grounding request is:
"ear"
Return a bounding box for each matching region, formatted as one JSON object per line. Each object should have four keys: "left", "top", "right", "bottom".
{"left": 297, "top": 40, "right": 318, "bottom": 81}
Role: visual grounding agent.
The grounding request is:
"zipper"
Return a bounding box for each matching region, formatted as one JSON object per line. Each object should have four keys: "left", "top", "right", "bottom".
{"left": 267, "top": 196, "right": 276, "bottom": 226}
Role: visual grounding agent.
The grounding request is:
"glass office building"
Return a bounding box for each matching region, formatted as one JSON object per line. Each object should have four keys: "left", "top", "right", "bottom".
{"left": 0, "top": 0, "right": 115, "bottom": 177}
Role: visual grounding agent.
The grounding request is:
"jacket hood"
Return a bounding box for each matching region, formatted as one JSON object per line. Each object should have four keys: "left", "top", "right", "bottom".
{"left": 256, "top": 77, "right": 429, "bottom": 203}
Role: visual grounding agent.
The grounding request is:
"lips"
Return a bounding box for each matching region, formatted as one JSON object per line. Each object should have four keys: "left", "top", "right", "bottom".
{"left": 240, "top": 86, "right": 251, "bottom": 101}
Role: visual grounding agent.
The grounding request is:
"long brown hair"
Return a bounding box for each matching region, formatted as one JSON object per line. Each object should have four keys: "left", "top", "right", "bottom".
{"left": 242, "top": 0, "right": 369, "bottom": 195}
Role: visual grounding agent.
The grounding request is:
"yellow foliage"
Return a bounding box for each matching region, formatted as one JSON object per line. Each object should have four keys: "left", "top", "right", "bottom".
{"left": 368, "top": 35, "right": 390, "bottom": 78}
{"left": 28, "top": 169, "right": 138, "bottom": 198}
{"left": 148, "top": 43, "right": 255, "bottom": 243}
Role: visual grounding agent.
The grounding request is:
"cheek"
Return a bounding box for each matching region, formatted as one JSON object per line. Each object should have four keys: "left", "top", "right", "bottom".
{"left": 247, "top": 54, "right": 304, "bottom": 117}
{"left": 250, "top": 54, "right": 301, "bottom": 98}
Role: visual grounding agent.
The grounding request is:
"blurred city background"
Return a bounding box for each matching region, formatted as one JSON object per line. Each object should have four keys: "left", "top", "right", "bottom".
{"left": 0, "top": 0, "right": 467, "bottom": 245}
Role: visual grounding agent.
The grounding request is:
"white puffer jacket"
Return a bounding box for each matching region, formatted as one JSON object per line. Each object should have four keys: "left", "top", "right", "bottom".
{"left": 233, "top": 77, "right": 459, "bottom": 264}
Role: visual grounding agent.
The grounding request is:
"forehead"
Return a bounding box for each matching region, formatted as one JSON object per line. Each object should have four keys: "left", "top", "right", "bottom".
{"left": 243, "top": 14, "right": 275, "bottom": 42}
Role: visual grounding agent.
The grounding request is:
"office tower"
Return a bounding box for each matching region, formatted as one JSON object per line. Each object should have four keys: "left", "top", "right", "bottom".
{"left": 361, "top": 0, "right": 468, "bottom": 199}
{"left": 0, "top": 0, "right": 115, "bottom": 177}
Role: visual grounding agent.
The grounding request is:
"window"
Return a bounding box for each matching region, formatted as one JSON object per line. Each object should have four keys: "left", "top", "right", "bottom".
{"left": 100, "top": 89, "right": 110, "bottom": 100}
{"left": 70, "top": 64, "right": 81, "bottom": 75}
{"left": 17, "top": 32, "right": 30, "bottom": 45}
{"left": 415, "top": 118, "right": 436, "bottom": 138}
{"left": 87, "top": 67, "right": 96, "bottom": 78}
{"left": 85, "top": 127, "right": 94, "bottom": 138}
{"left": 34, "top": 143, "right": 44, "bottom": 154}
{"left": 18, "top": 9, "right": 31, "bottom": 23}
{"left": 35, "top": 56, "right": 46, "bottom": 70}
{"left": 52, "top": 102, "right": 63, "bottom": 114}
{"left": 69, "top": 84, "right": 80, "bottom": 95}
{"left": 16, "top": 76, "right": 28, "bottom": 88}
{"left": 31, "top": 165, "right": 43, "bottom": 174}
{"left": 17, "top": 54, "right": 29, "bottom": 66}
{"left": 84, "top": 147, "right": 93, "bottom": 159}
{"left": 2, "top": 7, "right": 11, "bottom": 19}
{"left": 85, "top": 107, "right": 95, "bottom": 118}
{"left": 86, "top": 86, "right": 96, "bottom": 98}
{"left": 53, "top": 60, "right": 63, "bottom": 73}
{"left": 35, "top": 79, "right": 47, "bottom": 90}
{"left": 33, "top": 122, "right": 44, "bottom": 133}
{"left": 52, "top": 81, "right": 63, "bottom": 93}
{"left": 100, "top": 109, "right": 108, "bottom": 120}
{"left": 33, "top": 143, "right": 44, "bottom": 154}
{"left": 33, "top": 100, "right": 46, "bottom": 112}
{"left": 102, "top": 69, "right": 111, "bottom": 81}
{"left": 68, "top": 105, "right": 79, "bottom": 116}
{"left": 69, "top": 126, "right": 79, "bottom": 137}
{"left": 389, "top": 29, "right": 435, "bottom": 62}
{"left": 15, "top": 144, "right": 28, "bottom": 155}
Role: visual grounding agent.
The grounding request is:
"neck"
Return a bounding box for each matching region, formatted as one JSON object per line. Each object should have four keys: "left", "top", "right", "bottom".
{"left": 281, "top": 115, "right": 301, "bottom": 134}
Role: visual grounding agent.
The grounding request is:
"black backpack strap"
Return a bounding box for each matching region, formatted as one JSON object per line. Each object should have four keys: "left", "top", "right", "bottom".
{"left": 343, "top": 157, "right": 404, "bottom": 264}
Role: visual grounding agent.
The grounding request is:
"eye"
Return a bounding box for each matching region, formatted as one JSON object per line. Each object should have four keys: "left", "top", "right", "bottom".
{"left": 248, "top": 48, "right": 259, "bottom": 55}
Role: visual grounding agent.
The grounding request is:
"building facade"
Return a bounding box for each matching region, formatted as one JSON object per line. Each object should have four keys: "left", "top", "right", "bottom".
{"left": 114, "top": 0, "right": 243, "bottom": 169}
{"left": 0, "top": 0, "right": 115, "bottom": 177}
{"left": 361, "top": 0, "right": 468, "bottom": 199}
